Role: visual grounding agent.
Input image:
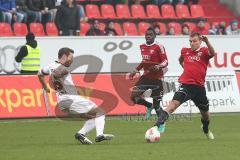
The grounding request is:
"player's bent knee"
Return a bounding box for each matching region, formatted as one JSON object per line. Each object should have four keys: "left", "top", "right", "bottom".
{"left": 88, "top": 106, "right": 105, "bottom": 116}
{"left": 167, "top": 100, "right": 181, "bottom": 113}
{"left": 171, "top": 100, "right": 181, "bottom": 107}
{"left": 198, "top": 103, "right": 209, "bottom": 112}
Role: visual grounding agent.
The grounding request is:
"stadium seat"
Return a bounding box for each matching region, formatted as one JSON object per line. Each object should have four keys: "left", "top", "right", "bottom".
{"left": 0, "top": 23, "right": 13, "bottom": 36}
{"left": 123, "top": 22, "right": 138, "bottom": 36}
{"left": 116, "top": 4, "right": 131, "bottom": 18}
{"left": 138, "top": 22, "right": 150, "bottom": 35}
{"left": 80, "top": 22, "right": 90, "bottom": 36}
{"left": 13, "top": 23, "right": 28, "bottom": 36}
{"left": 168, "top": 22, "right": 182, "bottom": 35}
{"left": 157, "top": 22, "right": 167, "bottom": 34}
{"left": 199, "top": 0, "right": 219, "bottom": 5}
{"left": 212, "top": 22, "right": 220, "bottom": 28}
{"left": 101, "top": 4, "right": 116, "bottom": 18}
{"left": 85, "top": 4, "right": 101, "bottom": 18}
{"left": 46, "top": 23, "right": 58, "bottom": 36}
{"left": 146, "top": 5, "right": 161, "bottom": 18}
{"left": 190, "top": 5, "right": 205, "bottom": 18}
{"left": 183, "top": 22, "right": 196, "bottom": 32}
{"left": 176, "top": 4, "right": 191, "bottom": 18}
{"left": 161, "top": 4, "right": 176, "bottom": 18}
{"left": 204, "top": 22, "right": 210, "bottom": 30}
{"left": 203, "top": 5, "right": 234, "bottom": 17}
{"left": 99, "top": 22, "right": 106, "bottom": 31}
{"left": 114, "top": 22, "right": 123, "bottom": 36}
{"left": 131, "top": 4, "right": 146, "bottom": 18}
{"left": 29, "top": 23, "right": 45, "bottom": 36}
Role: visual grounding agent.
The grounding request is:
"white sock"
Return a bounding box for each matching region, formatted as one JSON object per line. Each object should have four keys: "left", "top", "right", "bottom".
{"left": 78, "top": 119, "right": 95, "bottom": 135}
{"left": 95, "top": 114, "right": 105, "bottom": 136}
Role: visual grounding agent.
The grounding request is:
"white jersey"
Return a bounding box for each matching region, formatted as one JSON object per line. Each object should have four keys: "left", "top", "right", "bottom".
{"left": 39, "top": 61, "right": 78, "bottom": 99}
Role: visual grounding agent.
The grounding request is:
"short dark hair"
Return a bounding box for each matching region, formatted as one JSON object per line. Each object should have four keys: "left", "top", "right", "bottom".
{"left": 190, "top": 32, "right": 201, "bottom": 38}
{"left": 26, "top": 32, "right": 35, "bottom": 42}
{"left": 58, "top": 47, "right": 74, "bottom": 59}
{"left": 146, "top": 27, "right": 156, "bottom": 35}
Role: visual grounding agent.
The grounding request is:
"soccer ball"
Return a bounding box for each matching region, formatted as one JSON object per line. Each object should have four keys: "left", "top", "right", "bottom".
{"left": 145, "top": 126, "right": 161, "bottom": 143}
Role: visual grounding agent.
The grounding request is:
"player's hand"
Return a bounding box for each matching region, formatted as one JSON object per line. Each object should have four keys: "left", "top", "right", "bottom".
{"left": 149, "top": 65, "right": 161, "bottom": 72}
{"left": 201, "top": 36, "right": 209, "bottom": 43}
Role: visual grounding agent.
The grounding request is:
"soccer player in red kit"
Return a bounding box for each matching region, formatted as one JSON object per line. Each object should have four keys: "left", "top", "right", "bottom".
{"left": 154, "top": 32, "right": 215, "bottom": 139}
{"left": 129, "top": 27, "right": 168, "bottom": 132}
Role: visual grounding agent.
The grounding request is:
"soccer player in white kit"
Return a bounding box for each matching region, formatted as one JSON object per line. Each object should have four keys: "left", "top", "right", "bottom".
{"left": 38, "top": 47, "right": 114, "bottom": 144}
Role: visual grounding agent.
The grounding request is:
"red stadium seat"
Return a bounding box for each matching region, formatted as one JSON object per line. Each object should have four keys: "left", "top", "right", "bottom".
{"left": 85, "top": 4, "right": 101, "bottom": 18}
{"left": 204, "top": 22, "right": 210, "bottom": 30}
{"left": 80, "top": 22, "right": 90, "bottom": 36}
{"left": 0, "top": 23, "right": 13, "bottom": 36}
{"left": 199, "top": 0, "right": 219, "bottom": 5}
{"left": 114, "top": 22, "right": 123, "bottom": 36}
{"left": 168, "top": 22, "right": 182, "bottom": 35}
{"left": 30, "top": 23, "right": 45, "bottom": 36}
{"left": 190, "top": 5, "right": 205, "bottom": 18}
{"left": 212, "top": 22, "right": 220, "bottom": 28}
{"left": 99, "top": 22, "right": 106, "bottom": 31}
{"left": 13, "top": 23, "right": 28, "bottom": 36}
{"left": 46, "top": 23, "right": 58, "bottom": 36}
{"left": 131, "top": 4, "right": 146, "bottom": 18}
{"left": 161, "top": 4, "right": 176, "bottom": 18}
{"left": 183, "top": 22, "right": 196, "bottom": 32}
{"left": 157, "top": 22, "right": 167, "bottom": 34}
{"left": 116, "top": 4, "right": 131, "bottom": 18}
{"left": 203, "top": 5, "right": 234, "bottom": 17}
{"left": 138, "top": 22, "right": 150, "bottom": 35}
{"left": 123, "top": 22, "right": 138, "bottom": 36}
{"left": 176, "top": 4, "right": 191, "bottom": 18}
{"left": 146, "top": 5, "right": 161, "bottom": 18}
{"left": 101, "top": 4, "right": 116, "bottom": 18}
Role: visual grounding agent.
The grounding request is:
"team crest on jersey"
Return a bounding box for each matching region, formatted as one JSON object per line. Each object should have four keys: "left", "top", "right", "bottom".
{"left": 150, "top": 50, "right": 154, "bottom": 54}
{"left": 197, "top": 52, "right": 203, "bottom": 57}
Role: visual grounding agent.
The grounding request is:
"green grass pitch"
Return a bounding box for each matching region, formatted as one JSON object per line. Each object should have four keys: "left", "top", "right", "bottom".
{"left": 0, "top": 114, "right": 240, "bottom": 160}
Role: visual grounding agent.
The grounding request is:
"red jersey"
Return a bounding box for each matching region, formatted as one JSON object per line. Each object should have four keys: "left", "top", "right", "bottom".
{"left": 179, "top": 47, "right": 211, "bottom": 87}
{"left": 136, "top": 42, "right": 168, "bottom": 80}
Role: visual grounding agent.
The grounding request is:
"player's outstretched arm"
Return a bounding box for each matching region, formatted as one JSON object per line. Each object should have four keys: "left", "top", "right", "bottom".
{"left": 201, "top": 36, "right": 215, "bottom": 58}
{"left": 38, "top": 72, "right": 50, "bottom": 93}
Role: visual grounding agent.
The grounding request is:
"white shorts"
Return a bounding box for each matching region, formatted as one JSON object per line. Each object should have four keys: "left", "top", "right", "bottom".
{"left": 57, "top": 95, "right": 97, "bottom": 114}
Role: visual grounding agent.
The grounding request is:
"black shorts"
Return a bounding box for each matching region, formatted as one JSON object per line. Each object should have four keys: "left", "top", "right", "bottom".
{"left": 172, "top": 84, "right": 209, "bottom": 112}
{"left": 134, "top": 76, "right": 163, "bottom": 98}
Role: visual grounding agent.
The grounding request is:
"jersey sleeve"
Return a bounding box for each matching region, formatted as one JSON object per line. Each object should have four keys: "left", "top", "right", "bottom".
{"left": 38, "top": 65, "right": 50, "bottom": 75}
{"left": 201, "top": 47, "right": 211, "bottom": 60}
{"left": 180, "top": 48, "right": 187, "bottom": 57}
{"left": 157, "top": 44, "right": 168, "bottom": 67}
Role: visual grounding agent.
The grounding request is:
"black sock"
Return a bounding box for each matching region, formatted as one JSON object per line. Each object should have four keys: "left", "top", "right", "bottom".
{"left": 154, "top": 107, "right": 160, "bottom": 116}
{"left": 155, "top": 110, "right": 169, "bottom": 127}
{"left": 133, "top": 97, "right": 152, "bottom": 108}
{"left": 201, "top": 118, "right": 210, "bottom": 134}
{"left": 153, "top": 98, "right": 162, "bottom": 116}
